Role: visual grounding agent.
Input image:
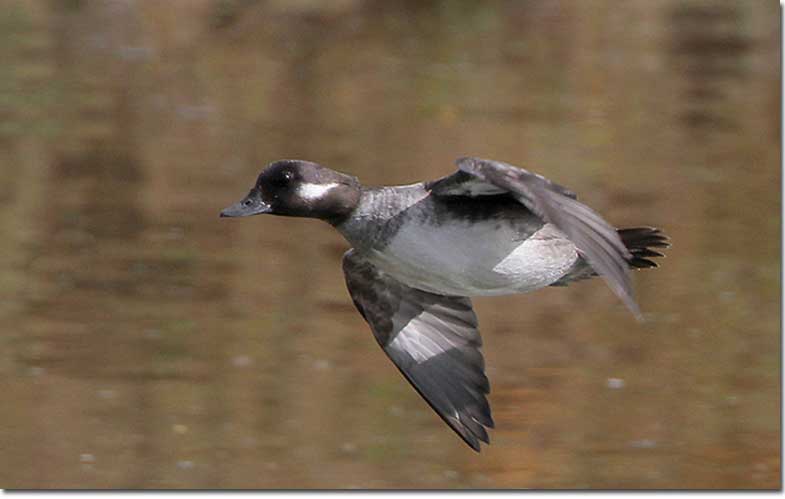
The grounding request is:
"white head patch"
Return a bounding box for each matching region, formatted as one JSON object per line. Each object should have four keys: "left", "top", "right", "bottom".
{"left": 298, "top": 182, "right": 340, "bottom": 201}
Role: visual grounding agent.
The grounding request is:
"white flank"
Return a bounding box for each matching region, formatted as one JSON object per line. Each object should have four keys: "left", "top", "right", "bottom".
{"left": 371, "top": 222, "right": 578, "bottom": 297}
{"left": 298, "top": 182, "right": 339, "bottom": 200}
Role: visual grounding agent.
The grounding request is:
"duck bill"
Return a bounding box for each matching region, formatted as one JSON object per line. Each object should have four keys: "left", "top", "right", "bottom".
{"left": 220, "top": 190, "right": 272, "bottom": 218}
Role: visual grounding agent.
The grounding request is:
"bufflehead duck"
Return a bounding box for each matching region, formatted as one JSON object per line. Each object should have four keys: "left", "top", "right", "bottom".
{"left": 221, "top": 157, "right": 669, "bottom": 452}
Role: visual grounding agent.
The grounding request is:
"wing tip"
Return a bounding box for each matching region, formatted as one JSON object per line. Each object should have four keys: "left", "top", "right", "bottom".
{"left": 625, "top": 297, "right": 644, "bottom": 322}
{"left": 448, "top": 410, "right": 493, "bottom": 452}
{"left": 459, "top": 426, "right": 487, "bottom": 453}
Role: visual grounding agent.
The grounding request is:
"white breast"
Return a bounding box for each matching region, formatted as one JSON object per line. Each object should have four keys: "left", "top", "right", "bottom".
{"left": 370, "top": 222, "right": 579, "bottom": 296}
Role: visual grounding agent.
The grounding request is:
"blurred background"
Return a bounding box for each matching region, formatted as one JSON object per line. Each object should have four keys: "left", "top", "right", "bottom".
{"left": 0, "top": 0, "right": 779, "bottom": 490}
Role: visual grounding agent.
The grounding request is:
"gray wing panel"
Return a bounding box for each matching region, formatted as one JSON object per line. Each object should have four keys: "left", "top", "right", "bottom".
{"left": 342, "top": 250, "right": 493, "bottom": 451}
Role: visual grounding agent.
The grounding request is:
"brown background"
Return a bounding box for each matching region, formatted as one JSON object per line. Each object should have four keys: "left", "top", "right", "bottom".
{"left": 0, "top": 0, "right": 779, "bottom": 489}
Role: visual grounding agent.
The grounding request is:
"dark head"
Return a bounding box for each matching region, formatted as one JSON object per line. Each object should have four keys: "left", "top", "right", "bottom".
{"left": 220, "top": 160, "right": 361, "bottom": 224}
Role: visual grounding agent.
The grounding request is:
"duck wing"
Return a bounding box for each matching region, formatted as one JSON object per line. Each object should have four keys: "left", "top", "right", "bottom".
{"left": 428, "top": 156, "right": 640, "bottom": 319}
{"left": 342, "top": 249, "right": 493, "bottom": 452}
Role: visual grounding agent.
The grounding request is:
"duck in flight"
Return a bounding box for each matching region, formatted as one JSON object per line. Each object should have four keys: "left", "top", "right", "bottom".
{"left": 220, "top": 157, "right": 669, "bottom": 452}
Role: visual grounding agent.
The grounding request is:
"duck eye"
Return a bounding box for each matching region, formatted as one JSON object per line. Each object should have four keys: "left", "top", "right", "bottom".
{"left": 273, "top": 171, "right": 294, "bottom": 187}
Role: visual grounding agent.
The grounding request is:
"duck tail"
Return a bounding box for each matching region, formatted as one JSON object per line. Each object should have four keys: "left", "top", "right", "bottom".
{"left": 551, "top": 226, "right": 669, "bottom": 287}
{"left": 618, "top": 227, "right": 670, "bottom": 270}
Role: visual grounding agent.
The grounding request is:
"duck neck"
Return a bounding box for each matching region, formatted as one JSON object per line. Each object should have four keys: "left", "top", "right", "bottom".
{"left": 333, "top": 183, "right": 429, "bottom": 249}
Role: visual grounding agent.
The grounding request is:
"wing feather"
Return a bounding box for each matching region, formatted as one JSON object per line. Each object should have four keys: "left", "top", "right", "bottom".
{"left": 429, "top": 157, "right": 641, "bottom": 318}
{"left": 342, "top": 250, "right": 493, "bottom": 452}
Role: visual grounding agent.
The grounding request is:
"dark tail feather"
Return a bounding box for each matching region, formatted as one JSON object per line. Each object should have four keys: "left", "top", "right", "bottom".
{"left": 551, "top": 227, "right": 669, "bottom": 287}
{"left": 617, "top": 227, "right": 670, "bottom": 270}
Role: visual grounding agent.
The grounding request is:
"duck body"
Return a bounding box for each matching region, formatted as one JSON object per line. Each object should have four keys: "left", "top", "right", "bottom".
{"left": 337, "top": 184, "right": 578, "bottom": 297}
{"left": 220, "top": 157, "right": 669, "bottom": 452}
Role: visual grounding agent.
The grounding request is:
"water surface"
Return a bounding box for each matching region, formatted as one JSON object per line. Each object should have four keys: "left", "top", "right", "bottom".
{"left": 0, "top": 0, "right": 779, "bottom": 489}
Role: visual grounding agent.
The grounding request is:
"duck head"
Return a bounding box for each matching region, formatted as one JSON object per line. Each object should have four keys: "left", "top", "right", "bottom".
{"left": 220, "top": 160, "right": 361, "bottom": 224}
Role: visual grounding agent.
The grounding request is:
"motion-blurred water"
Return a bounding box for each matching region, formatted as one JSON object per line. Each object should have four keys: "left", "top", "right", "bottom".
{"left": 0, "top": 0, "right": 779, "bottom": 489}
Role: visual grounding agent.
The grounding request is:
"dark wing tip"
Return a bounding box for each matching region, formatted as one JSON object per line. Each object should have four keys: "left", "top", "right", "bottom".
{"left": 465, "top": 434, "right": 481, "bottom": 452}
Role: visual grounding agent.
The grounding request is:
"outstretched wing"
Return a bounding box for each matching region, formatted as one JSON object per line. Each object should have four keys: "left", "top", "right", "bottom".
{"left": 342, "top": 249, "right": 493, "bottom": 452}
{"left": 429, "top": 157, "right": 640, "bottom": 319}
